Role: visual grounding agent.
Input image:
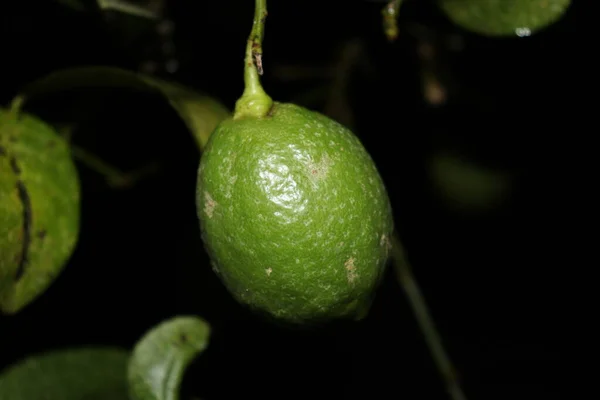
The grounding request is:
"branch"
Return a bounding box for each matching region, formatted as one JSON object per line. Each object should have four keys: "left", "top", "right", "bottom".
{"left": 70, "top": 145, "right": 160, "bottom": 189}
{"left": 382, "top": 0, "right": 403, "bottom": 41}
{"left": 97, "top": 0, "right": 161, "bottom": 20}
{"left": 391, "top": 234, "right": 467, "bottom": 400}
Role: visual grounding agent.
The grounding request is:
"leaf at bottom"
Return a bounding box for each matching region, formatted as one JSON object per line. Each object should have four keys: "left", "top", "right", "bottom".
{"left": 0, "top": 347, "right": 130, "bottom": 400}
{"left": 128, "top": 316, "right": 211, "bottom": 400}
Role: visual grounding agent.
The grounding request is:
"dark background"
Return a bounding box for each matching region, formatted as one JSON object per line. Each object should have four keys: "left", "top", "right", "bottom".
{"left": 0, "top": 1, "right": 577, "bottom": 399}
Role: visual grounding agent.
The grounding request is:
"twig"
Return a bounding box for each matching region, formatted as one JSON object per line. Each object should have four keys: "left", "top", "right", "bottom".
{"left": 382, "top": 0, "right": 403, "bottom": 41}
{"left": 70, "top": 145, "right": 160, "bottom": 189}
{"left": 391, "top": 234, "right": 467, "bottom": 400}
{"left": 98, "top": 0, "right": 160, "bottom": 20}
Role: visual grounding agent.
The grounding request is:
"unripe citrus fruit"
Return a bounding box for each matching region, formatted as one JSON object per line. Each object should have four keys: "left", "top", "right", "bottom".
{"left": 196, "top": 103, "right": 393, "bottom": 325}
{"left": 438, "top": 0, "right": 571, "bottom": 37}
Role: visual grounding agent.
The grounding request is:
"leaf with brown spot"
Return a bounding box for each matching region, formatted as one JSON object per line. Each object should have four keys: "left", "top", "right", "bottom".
{"left": 0, "top": 108, "right": 80, "bottom": 314}
{"left": 17, "top": 66, "right": 231, "bottom": 151}
{"left": 128, "top": 316, "right": 211, "bottom": 400}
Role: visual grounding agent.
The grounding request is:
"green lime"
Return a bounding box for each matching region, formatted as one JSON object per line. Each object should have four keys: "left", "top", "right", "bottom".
{"left": 438, "top": 0, "right": 571, "bottom": 37}
{"left": 196, "top": 103, "right": 393, "bottom": 325}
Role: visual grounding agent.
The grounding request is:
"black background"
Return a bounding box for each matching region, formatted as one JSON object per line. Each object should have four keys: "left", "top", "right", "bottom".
{"left": 1, "top": 1, "right": 578, "bottom": 399}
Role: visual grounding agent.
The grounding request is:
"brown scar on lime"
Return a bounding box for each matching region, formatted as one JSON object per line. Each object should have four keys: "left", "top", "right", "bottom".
{"left": 345, "top": 257, "right": 358, "bottom": 284}
{"left": 380, "top": 233, "right": 392, "bottom": 260}
{"left": 204, "top": 191, "right": 217, "bottom": 218}
{"left": 210, "top": 260, "right": 220, "bottom": 275}
{"left": 380, "top": 234, "right": 391, "bottom": 250}
{"left": 0, "top": 145, "right": 6, "bottom": 156}
{"left": 307, "top": 155, "right": 332, "bottom": 181}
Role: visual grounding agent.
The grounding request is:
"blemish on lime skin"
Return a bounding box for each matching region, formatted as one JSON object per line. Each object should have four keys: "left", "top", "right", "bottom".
{"left": 345, "top": 257, "right": 358, "bottom": 284}
{"left": 204, "top": 191, "right": 217, "bottom": 218}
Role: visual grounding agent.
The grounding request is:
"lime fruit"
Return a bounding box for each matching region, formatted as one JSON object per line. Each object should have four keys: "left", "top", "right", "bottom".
{"left": 438, "top": 0, "right": 571, "bottom": 37}
{"left": 196, "top": 103, "right": 393, "bottom": 325}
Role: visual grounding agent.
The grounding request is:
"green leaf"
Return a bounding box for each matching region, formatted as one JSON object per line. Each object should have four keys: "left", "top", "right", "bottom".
{"left": 128, "top": 316, "right": 211, "bottom": 400}
{"left": 0, "top": 108, "right": 80, "bottom": 314}
{"left": 437, "top": 0, "right": 571, "bottom": 37}
{"left": 428, "top": 150, "right": 513, "bottom": 214}
{"left": 16, "top": 67, "right": 231, "bottom": 151}
{"left": 0, "top": 347, "right": 130, "bottom": 400}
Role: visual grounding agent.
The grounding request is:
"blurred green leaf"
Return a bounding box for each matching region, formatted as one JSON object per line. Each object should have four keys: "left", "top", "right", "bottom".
{"left": 16, "top": 66, "right": 230, "bottom": 151}
{"left": 98, "top": 0, "right": 160, "bottom": 19}
{"left": 428, "top": 151, "right": 513, "bottom": 214}
{"left": 438, "top": 0, "right": 571, "bottom": 37}
{"left": 0, "top": 108, "right": 80, "bottom": 314}
{"left": 128, "top": 316, "right": 211, "bottom": 400}
{"left": 0, "top": 347, "right": 130, "bottom": 400}
{"left": 55, "top": 0, "right": 160, "bottom": 19}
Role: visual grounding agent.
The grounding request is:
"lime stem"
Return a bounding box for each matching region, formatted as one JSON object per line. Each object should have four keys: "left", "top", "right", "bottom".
{"left": 382, "top": 0, "right": 403, "bottom": 41}
{"left": 233, "top": 0, "right": 273, "bottom": 120}
{"left": 391, "top": 233, "right": 468, "bottom": 400}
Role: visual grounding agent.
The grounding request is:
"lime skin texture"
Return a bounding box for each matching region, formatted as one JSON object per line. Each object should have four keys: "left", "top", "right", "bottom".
{"left": 196, "top": 102, "right": 393, "bottom": 326}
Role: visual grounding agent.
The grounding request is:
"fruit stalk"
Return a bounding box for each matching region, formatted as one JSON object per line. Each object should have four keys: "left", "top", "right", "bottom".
{"left": 391, "top": 234, "right": 467, "bottom": 400}
{"left": 233, "top": 0, "right": 274, "bottom": 120}
{"left": 382, "top": 0, "right": 403, "bottom": 41}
